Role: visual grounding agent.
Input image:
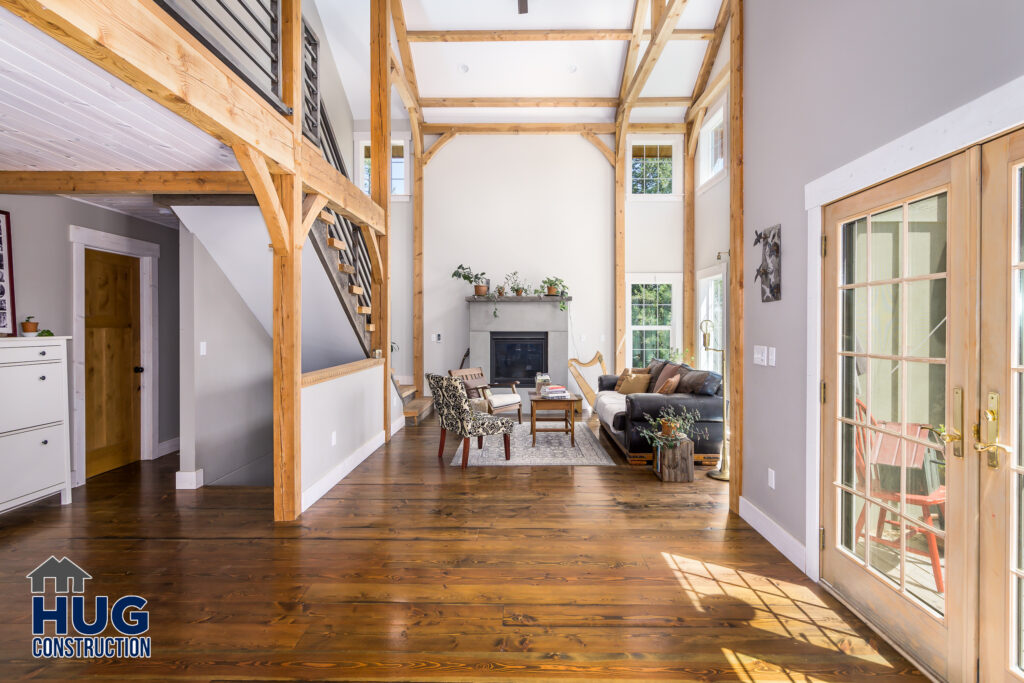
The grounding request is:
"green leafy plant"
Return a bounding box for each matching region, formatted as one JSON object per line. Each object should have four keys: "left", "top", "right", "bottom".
{"left": 504, "top": 271, "right": 528, "bottom": 295}
{"left": 37, "top": 329, "right": 54, "bottom": 337}
{"left": 23, "top": 316, "right": 35, "bottom": 322}
{"left": 637, "top": 406, "right": 706, "bottom": 450}
{"left": 495, "top": 285, "right": 506, "bottom": 296}
{"left": 540, "top": 276, "right": 569, "bottom": 311}
{"left": 451, "top": 264, "right": 487, "bottom": 285}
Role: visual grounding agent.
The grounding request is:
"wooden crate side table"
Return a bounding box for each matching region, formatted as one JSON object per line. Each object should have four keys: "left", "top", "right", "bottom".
{"left": 528, "top": 391, "right": 582, "bottom": 447}
{"left": 655, "top": 439, "right": 695, "bottom": 482}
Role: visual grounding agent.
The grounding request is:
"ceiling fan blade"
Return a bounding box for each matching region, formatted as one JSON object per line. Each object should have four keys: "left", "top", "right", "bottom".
{"left": 518, "top": 0, "right": 528, "bottom": 14}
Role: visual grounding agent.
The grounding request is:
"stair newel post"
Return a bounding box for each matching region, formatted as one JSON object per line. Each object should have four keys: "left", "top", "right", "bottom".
{"left": 371, "top": 0, "right": 392, "bottom": 439}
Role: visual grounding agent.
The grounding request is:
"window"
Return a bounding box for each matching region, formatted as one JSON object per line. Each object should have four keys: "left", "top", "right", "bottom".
{"left": 627, "top": 275, "right": 682, "bottom": 367}
{"left": 358, "top": 140, "right": 407, "bottom": 195}
{"left": 631, "top": 143, "right": 674, "bottom": 195}
{"left": 697, "top": 266, "right": 726, "bottom": 375}
{"left": 698, "top": 105, "right": 726, "bottom": 187}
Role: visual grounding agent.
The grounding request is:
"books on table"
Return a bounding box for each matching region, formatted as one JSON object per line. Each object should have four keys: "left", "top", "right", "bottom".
{"left": 540, "top": 384, "right": 570, "bottom": 399}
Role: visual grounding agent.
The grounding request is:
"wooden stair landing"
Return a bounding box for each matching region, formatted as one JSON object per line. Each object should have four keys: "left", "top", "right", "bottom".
{"left": 403, "top": 397, "right": 433, "bottom": 426}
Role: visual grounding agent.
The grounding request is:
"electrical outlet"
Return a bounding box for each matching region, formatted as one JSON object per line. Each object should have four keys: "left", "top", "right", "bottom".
{"left": 768, "top": 468, "right": 776, "bottom": 490}
{"left": 768, "top": 347, "right": 776, "bottom": 366}
{"left": 199, "top": 341, "right": 207, "bottom": 356}
{"left": 331, "top": 431, "right": 337, "bottom": 446}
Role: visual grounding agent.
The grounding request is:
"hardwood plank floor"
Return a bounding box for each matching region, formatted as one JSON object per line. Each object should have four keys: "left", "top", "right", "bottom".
{"left": 0, "top": 418, "right": 924, "bottom": 680}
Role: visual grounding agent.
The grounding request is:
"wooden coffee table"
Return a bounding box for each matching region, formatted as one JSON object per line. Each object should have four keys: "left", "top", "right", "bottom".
{"left": 528, "top": 391, "right": 583, "bottom": 446}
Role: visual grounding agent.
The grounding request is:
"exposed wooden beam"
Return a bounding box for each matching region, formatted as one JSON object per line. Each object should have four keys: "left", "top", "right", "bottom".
{"left": 422, "top": 122, "right": 616, "bottom": 135}
{"left": 5, "top": 0, "right": 295, "bottom": 172}
{"left": 419, "top": 97, "right": 691, "bottom": 108}
{"left": 637, "top": 97, "right": 693, "bottom": 108}
{"left": 412, "top": 142, "right": 425, "bottom": 395}
{"left": 371, "top": 0, "right": 393, "bottom": 439}
{"left": 389, "top": 50, "right": 420, "bottom": 119}
{"left": 390, "top": 0, "right": 420, "bottom": 100}
{"left": 687, "top": 107, "right": 707, "bottom": 157}
{"left": 629, "top": 122, "right": 686, "bottom": 133}
{"left": 683, "top": 120, "right": 696, "bottom": 367}
{"left": 581, "top": 132, "right": 615, "bottom": 167}
{"left": 650, "top": 0, "right": 666, "bottom": 32}
{"left": 300, "top": 193, "right": 330, "bottom": 238}
{"left": 691, "top": 0, "right": 732, "bottom": 105}
{"left": 405, "top": 28, "right": 712, "bottom": 41}
{"left": 233, "top": 143, "right": 288, "bottom": 251}
{"left": 422, "top": 132, "right": 457, "bottom": 165}
{"left": 153, "top": 194, "right": 257, "bottom": 207}
{"left": 622, "top": 0, "right": 690, "bottom": 110}
{"left": 686, "top": 67, "right": 729, "bottom": 122}
{"left": 619, "top": 0, "right": 651, "bottom": 103}
{"left": 728, "top": 0, "right": 744, "bottom": 515}
{"left": 300, "top": 139, "right": 385, "bottom": 234}
{"left": 614, "top": 141, "right": 627, "bottom": 372}
{"left": 0, "top": 171, "right": 251, "bottom": 194}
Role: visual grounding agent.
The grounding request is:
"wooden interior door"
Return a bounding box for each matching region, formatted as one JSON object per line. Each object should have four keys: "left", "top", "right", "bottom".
{"left": 978, "top": 127, "right": 1024, "bottom": 681}
{"left": 85, "top": 248, "right": 141, "bottom": 478}
{"left": 821, "top": 152, "right": 978, "bottom": 681}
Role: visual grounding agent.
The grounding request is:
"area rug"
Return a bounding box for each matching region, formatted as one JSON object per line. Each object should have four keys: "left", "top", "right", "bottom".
{"left": 448, "top": 422, "right": 616, "bottom": 467}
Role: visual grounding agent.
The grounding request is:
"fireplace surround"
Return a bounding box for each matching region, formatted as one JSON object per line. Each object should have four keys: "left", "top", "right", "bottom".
{"left": 490, "top": 331, "right": 548, "bottom": 387}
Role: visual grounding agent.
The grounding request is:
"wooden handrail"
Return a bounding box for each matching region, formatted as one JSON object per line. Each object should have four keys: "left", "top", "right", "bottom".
{"left": 301, "top": 357, "right": 383, "bottom": 388}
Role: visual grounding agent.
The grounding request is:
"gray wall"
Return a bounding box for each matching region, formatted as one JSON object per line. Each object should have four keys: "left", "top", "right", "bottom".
{"left": 0, "top": 194, "right": 179, "bottom": 444}
{"left": 179, "top": 230, "right": 272, "bottom": 485}
{"left": 744, "top": 0, "right": 1024, "bottom": 538}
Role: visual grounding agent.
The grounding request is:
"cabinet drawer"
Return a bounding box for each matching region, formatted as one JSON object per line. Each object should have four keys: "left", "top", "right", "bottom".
{"left": 0, "top": 364, "right": 64, "bottom": 433}
{"left": 0, "top": 424, "right": 66, "bottom": 498}
{"left": 0, "top": 345, "right": 62, "bottom": 365}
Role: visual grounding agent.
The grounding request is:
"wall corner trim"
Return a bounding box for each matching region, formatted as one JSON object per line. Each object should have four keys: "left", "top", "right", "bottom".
{"left": 739, "top": 496, "right": 807, "bottom": 576}
{"left": 175, "top": 468, "right": 204, "bottom": 489}
{"left": 301, "top": 430, "right": 385, "bottom": 513}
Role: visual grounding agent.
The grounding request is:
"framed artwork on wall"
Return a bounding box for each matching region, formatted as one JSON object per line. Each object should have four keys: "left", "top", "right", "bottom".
{"left": 0, "top": 210, "right": 16, "bottom": 335}
{"left": 753, "top": 224, "right": 781, "bottom": 302}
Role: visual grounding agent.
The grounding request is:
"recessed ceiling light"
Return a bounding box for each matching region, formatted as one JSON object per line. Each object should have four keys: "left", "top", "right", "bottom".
{"left": 458, "top": 64, "right": 469, "bottom": 73}
{"left": 568, "top": 64, "right": 578, "bottom": 74}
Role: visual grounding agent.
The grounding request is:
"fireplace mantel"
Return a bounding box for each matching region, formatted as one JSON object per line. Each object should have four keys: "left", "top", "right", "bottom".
{"left": 464, "top": 295, "right": 572, "bottom": 303}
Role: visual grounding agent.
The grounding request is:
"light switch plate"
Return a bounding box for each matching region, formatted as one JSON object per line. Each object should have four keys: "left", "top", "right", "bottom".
{"left": 768, "top": 347, "right": 776, "bottom": 366}
{"left": 199, "top": 341, "right": 207, "bottom": 356}
{"left": 768, "top": 468, "right": 776, "bottom": 489}
{"left": 432, "top": 333, "right": 442, "bottom": 343}
{"left": 753, "top": 345, "right": 767, "bottom": 366}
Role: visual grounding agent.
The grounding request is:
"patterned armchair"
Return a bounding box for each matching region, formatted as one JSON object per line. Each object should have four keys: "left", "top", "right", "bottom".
{"left": 426, "top": 374, "right": 515, "bottom": 468}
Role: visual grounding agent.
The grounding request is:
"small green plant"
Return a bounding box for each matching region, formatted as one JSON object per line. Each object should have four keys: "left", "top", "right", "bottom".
{"left": 37, "top": 329, "right": 54, "bottom": 337}
{"left": 638, "top": 406, "right": 706, "bottom": 450}
{"left": 504, "top": 271, "right": 528, "bottom": 295}
{"left": 495, "top": 285, "right": 506, "bottom": 296}
{"left": 451, "top": 264, "right": 487, "bottom": 285}
{"left": 23, "top": 316, "right": 35, "bottom": 322}
{"left": 540, "top": 277, "right": 569, "bottom": 311}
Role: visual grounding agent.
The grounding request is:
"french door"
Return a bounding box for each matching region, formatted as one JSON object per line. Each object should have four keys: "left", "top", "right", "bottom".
{"left": 821, "top": 152, "right": 977, "bottom": 681}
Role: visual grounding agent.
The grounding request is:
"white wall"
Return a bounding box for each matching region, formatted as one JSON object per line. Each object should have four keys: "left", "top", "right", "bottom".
{"left": 743, "top": 0, "right": 1024, "bottom": 545}
{"left": 421, "top": 134, "right": 615, "bottom": 391}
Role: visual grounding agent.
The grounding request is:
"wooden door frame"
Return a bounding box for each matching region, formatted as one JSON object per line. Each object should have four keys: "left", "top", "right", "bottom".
{"left": 802, "top": 75, "right": 1024, "bottom": 584}
{"left": 69, "top": 225, "right": 159, "bottom": 487}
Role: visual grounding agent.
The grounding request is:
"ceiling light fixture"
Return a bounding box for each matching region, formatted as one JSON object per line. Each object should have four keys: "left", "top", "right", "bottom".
{"left": 458, "top": 64, "right": 469, "bottom": 73}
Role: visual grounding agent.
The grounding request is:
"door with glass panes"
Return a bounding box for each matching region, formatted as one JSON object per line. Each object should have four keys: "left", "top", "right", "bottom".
{"left": 821, "top": 152, "right": 977, "bottom": 681}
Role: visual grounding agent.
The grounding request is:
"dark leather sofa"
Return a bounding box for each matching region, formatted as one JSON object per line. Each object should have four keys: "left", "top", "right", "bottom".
{"left": 595, "top": 363, "right": 725, "bottom": 459}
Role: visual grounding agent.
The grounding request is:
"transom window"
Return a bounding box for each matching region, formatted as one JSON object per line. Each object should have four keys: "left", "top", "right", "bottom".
{"left": 358, "top": 140, "right": 407, "bottom": 195}
{"left": 631, "top": 144, "right": 674, "bottom": 195}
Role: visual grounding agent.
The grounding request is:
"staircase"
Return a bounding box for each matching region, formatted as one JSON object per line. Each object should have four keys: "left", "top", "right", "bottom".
{"left": 395, "top": 370, "right": 432, "bottom": 426}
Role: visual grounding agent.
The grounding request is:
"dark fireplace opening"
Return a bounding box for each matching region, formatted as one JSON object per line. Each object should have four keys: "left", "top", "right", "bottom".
{"left": 490, "top": 332, "right": 548, "bottom": 387}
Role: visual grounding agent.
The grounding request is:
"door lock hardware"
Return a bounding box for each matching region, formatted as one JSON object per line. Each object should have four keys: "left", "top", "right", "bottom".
{"left": 974, "top": 392, "right": 1013, "bottom": 468}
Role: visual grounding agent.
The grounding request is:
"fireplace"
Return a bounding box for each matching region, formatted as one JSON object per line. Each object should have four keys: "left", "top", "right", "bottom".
{"left": 490, "top": 332, "right": 548, "bottom": 387}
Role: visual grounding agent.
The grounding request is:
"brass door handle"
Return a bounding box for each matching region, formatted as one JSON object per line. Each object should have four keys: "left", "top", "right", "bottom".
{"left": 939, "top": 428, "right": 962, "bottom": 444}
{"left": 974, "top": 441, "right": 1013, "bottom": 454}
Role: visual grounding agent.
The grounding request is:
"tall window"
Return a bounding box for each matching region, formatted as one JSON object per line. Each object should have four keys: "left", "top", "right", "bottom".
{"left": 627, "top": 275, "right": 682, "bottom": 367}
{"left": 359, "top": 140, "right": 406, "bottom": 195}
{"left": 631, "top": 143, "right": 674, "bottom": 195}
{"left": 698, "top": 105, "right": 726, "bottom": 187}
{"left": 697, "top": 268, "right": 726, "bottom": 375}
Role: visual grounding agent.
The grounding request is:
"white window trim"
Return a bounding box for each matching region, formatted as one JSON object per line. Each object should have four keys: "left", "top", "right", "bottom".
{"left": 625, "top": 273, "right": 684, "bottom": 367}
{"left": 695, "top": 263, "right": 728, "bottom": 374}
{"left": 627, "top": 135, "right": 684, "bottom": 201}
{"left": 353, "top": 134, "right": 411, "bottom": 201}
{"left": 697, "top": 97, "right": 728, "bottom": 193}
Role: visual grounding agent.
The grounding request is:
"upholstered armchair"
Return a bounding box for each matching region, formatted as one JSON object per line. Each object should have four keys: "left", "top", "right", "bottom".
{"left": 449, "top": 367, "right": 523, "bottom": 423}
{"left": 426, "top": 374, "right": 515, "bottom": 468}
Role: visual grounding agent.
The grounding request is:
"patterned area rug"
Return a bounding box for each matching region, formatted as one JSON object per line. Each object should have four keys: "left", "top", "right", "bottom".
{"left": 448, "top": 422, "right": 616, "bottom": 467}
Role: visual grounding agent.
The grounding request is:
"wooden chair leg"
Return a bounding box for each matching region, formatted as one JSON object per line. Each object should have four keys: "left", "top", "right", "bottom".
{"left": 503, "top": 433, "right": 511, "bottom": 460}
{"left": 517, "top": 406, "right": 522, "bottom": 424}
{"left": 477, "top": 436, "right": 483, "bottom": 449}
{"left": 437, "top": 429, "right": 447, "bottom": 459}
{"left": 462, "top": 438, "right": 470, "bottom": 469}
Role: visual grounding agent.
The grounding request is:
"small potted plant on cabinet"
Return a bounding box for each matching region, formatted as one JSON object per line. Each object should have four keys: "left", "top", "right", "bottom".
{"left": 20, "top": 316, "right": 39, "bottom": 336}
{"left": 451, "top": 264, "right": 489, "bottom": 296}
{"left": 504, "top": 271, "right": 528, "bottom": 296}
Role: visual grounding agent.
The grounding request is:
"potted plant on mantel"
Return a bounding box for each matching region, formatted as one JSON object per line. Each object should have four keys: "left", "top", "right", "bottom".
{"left": 540, "top": 276, "right": 570, "bottom": 311}
{"left": 638, "top": 407, "right": 706, "bottom": 482}
{"left": 20, "top": 315, "right": 39, "bottom": 336}
{"left": 504, "top": 271, "right": 528, "bottom": 296}
{"left": 451, "top": 264, "right": 489, "bottom": 296}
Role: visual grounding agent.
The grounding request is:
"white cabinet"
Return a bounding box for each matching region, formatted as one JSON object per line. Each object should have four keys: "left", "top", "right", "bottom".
{"left": 0, "top": 338, "right": 72, "bottom": 512}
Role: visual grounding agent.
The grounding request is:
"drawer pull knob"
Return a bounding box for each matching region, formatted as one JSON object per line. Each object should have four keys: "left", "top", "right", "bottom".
{"left": 39, "top": 350, "right": 46, "bottom": 356}
{"left": 39, "top": 375, "right": 46, "bottom": 381}
{"left": 41, "top": 440, "right": 48, "bottom": 445}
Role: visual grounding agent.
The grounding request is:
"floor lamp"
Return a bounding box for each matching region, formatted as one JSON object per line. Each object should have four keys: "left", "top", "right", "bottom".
{"left": 700, "top": 319, "right": 729, "bottom": 481}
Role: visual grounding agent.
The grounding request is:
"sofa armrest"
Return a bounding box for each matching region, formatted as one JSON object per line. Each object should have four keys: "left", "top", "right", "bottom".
{"left": 625, "top": 393, "right": 724, "bottom": 424}
{"left": 597, "top": 374, "right": 620, "bottom": 392}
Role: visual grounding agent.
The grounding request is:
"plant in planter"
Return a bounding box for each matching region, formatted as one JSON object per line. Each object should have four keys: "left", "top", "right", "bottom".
{"left": 37, "top": 329, "right": 54, "bottom": 337}
{"left": 540, "top": 277, "right": 570, "bottom": 311}
{"left": 638, "top": 406, "right": 707, "bottom": 482}
{"left": 504, "top": 271, "right": 528, "bottom": 296}
{"left": 495, "top": 285, "right": 506, "bottom": 297}
{"left": 451, "top": 264, "right": 489, "bottom": 296}
{"left": 20, "top": 316, "right": 38, "bottom": 335}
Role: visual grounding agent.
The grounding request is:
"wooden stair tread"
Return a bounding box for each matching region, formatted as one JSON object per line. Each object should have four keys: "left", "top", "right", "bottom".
{"left": 349, "top": 284, "right": 364, "bottom": 295}
{"left": 319, "top": 209, "right": 336, "bottom": 225}
{"left": 327, "top": 237, "right": 347, "bottom": 250}
{"left": 365, "top": 323, "right": 376, "bottom": 332}
{"left": 338, "top": 263, "right": 356, "bottom": 274}
{"left": 398, "top": 384, "right": 416, "bottom": 399}
{"left": 403, "top": 396, "right": 432, "bottom": 418}
{"left": 356, "top": 305, "right": 371, "bottom": 315}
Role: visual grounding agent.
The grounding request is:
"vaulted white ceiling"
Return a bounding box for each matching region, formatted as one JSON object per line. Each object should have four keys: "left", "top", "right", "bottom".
{"left": 314, "top": 0, "right": 725, "bottom": 126}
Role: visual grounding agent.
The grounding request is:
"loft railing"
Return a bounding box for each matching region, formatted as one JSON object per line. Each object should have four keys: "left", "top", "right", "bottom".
{"left": 155, "top": 0, "right": 290, "bottom": 115}
{"left": 302, "top": 19, "right": 321, "bottom": 141}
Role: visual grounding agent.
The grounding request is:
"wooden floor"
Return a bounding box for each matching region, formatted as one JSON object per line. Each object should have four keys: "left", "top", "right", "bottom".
{"left": 1, "top": 418, "right": 924, "bottom": 681}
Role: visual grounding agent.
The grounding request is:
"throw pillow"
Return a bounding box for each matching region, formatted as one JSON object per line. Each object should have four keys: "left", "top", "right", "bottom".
{"left": 656, "top": 374, "right": 680, "bottom": 394}
{"left": 677, "top": 369, "right": 710, "bottom": 394}
{"left": 618, "top": 373, "right": 653, "bottom": 395}
{"left": 461, "top": 376, "right": 489, "bottom": 399}
{"left": 646, "top": 358, "right": 667, "bottom": 382}
{"left": 614, "top": 368, "right": 633, "bottom": 392}
{"left": 652, "top": 362, "right": 681, "bottom": 393}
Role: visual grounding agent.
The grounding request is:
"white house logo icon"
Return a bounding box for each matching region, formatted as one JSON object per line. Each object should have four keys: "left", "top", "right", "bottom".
{"left": 26, "top": 556, "right": 92, "bottom": 594}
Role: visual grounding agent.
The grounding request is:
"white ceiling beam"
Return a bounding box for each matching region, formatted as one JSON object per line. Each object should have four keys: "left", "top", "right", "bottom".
{"left": 419, "top": 97, "right": 691, "bottom": 108}
{"left": 405, "top": 28, "right": 713, "bottom": 42}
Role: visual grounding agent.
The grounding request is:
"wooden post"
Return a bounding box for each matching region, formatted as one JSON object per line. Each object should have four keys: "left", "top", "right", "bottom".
{"left": 614, "top": 119, "right": 628, "bottom": 372}
{"left": 683, "top": 122, "right": 696, "bottom": 366}
{"left": 728, "top": 0, "right": 744, "bottom": 514}
{"left": 371, "top": 0, "right": 392, "bottom": 438}
{"left": 413, "top": 141, "right": 425, "bottom": 395}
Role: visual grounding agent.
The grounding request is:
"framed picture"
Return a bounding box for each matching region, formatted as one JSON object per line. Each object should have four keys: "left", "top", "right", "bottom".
{"left": 0, "top": 210, "right": 15, "bottom": 335}
{"left": 753, "top": 224, "right": 781, "bottom": 302}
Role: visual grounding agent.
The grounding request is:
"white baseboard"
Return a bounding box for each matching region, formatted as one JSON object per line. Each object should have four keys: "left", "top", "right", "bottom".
{"left": 739, "top": 496, "right": 806, "bottom": 573}
{"left": 175, "top": 468, "right": 204, "bottom": 490}
{"left": 157, "top": 438, "right": 180, "bottom": 458}
{"left": 391, "top": 414, "right": 405, "bottom": 436}
{"left": 301, "top": 430, "right": 384, "bottom": 512}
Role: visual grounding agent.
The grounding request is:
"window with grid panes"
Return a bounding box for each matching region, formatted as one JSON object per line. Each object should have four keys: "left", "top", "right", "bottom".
{"left": 630, "top": 282, "right": 674, "bottom": 366}
{"left": 631, "top": 144, "right": 673, "bottom": 195}
{"left": 360, "top": 141, "right": 406, "bottom": 195}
